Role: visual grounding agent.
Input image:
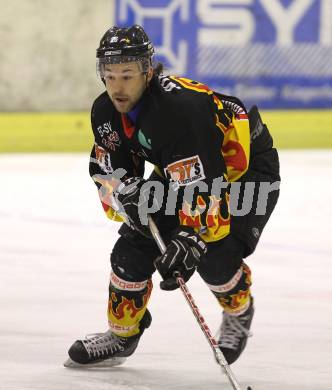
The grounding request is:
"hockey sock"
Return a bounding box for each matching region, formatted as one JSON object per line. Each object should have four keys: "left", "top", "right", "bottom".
{"left": 207, "top": 263, "right": 252, "bottom": 315}
{"left": 108, "top": 271, "right": 153, "bottom": 337}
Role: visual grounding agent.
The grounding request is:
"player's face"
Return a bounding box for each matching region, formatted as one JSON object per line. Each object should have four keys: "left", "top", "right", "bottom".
{"left": 104, "top": 62, "right": 152, "bottom": 113}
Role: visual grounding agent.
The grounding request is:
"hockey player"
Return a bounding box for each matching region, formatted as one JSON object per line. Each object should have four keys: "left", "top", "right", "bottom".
{"left": 65, "top": 25, "right": 280, "bottom": 368}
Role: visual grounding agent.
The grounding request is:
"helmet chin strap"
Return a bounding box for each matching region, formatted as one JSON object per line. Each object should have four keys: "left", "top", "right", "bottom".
{"left": 144, "top": 63, "right": 153, "bottom": 88}
{"left": 145, "top": 73, "right": 149, "bottom": 88}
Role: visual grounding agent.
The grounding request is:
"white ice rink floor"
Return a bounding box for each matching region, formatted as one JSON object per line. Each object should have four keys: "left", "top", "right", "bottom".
{"left": 0, "top": 151, "right": 331, "bottom": 390}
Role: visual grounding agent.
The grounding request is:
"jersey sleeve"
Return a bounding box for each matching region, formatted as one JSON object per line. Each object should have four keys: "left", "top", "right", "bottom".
{"left": 88, "top": 96, "right": 145, "bottom": 222}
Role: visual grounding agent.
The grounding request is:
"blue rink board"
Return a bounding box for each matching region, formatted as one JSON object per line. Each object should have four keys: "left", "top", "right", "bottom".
{"left": 114, "top": 0, "right": 332, "bottom": 109}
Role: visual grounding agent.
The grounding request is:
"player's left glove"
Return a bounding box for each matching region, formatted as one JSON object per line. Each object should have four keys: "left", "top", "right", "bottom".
{"left": 115, "top": 177, "right": 153, "bottom": 238}
{"left": 154, "top": 227, "right": 207, "bottom": 291}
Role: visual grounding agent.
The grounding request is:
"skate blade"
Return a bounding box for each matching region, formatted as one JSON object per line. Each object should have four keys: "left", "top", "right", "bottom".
{"left": 63, "top": 356, "right": 126, "bottom": 368}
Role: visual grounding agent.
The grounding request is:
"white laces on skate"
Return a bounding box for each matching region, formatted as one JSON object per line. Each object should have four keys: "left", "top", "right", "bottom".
{"left": 216, "top": 311, "right": 253, "bottom": 350}
{"left": 82, "top": 331, "right": 126, "bottom": 358}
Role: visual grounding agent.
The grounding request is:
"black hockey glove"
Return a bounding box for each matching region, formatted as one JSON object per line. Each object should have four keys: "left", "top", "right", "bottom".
{"left": 154, "top": 227, "right": 207, "bottom": 291}
{"left": 115, "top": 177, "right": 153, "bottom": 238}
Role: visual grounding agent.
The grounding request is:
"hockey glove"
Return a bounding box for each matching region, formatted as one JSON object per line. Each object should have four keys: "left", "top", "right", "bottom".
{"left": 154, "top": 227, "right": 207, "bottom": 291}
{"left": 115, "top": 177, "right": 154, "bottom": 238}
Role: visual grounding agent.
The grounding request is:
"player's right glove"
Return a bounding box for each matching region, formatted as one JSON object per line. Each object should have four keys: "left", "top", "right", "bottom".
{"left": 154, "top": 227, "right": 207, "bottom": 291}
{"left": 115, "top": 177, "right": 153, "bottom": 238}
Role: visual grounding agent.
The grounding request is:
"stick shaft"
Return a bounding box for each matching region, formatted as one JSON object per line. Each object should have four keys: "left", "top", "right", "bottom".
{"left": 148, "top": 217, "right": 243, "bottom": 390}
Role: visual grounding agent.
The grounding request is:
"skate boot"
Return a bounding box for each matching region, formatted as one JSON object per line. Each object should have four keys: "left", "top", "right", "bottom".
{"left": 64, "top": 309, "right": 152, "bottom": 368}
{"left": 217, "top": 299, "right": 254, "bottom": 365}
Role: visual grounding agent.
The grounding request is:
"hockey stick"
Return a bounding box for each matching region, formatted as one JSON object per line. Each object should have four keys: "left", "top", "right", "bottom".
{"left": 148, "top": 216, "right": 252, "bottom": 390}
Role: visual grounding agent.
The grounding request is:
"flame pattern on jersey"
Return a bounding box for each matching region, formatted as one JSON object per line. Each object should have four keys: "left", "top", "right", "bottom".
{"left": 179, "top": 193, "right": 231, "bottom": 242}
{"left": 208, "top": 263, "right": 252, "bottom": 315}
{"left": 107, "top": 273, "right": 153, "bottom": 337}
{"left": 214, "top": 94, "right": 250, "bottom": 182}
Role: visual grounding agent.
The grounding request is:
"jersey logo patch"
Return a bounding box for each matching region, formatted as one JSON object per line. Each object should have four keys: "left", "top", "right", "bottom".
{"left": 138, "top": 129, "right": 152, "bottom": 150}
{"left": 95, "top": 144, "right": 114, "bottom": 173}
{"left": 164, "top": 155, "right": 206, "bottom": 188}
{"left": 102, "top": 131, "right": 121, "bottom": 151}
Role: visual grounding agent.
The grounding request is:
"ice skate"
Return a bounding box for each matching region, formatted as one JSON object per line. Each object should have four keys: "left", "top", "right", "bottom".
{"left": 64, "top": 310, "right": 152, "bottom": 368}
{"left": 217, "top": 299, "right": 254, "bottom": 365}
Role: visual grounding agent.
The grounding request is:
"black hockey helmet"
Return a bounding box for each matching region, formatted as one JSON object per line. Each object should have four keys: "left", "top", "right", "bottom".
{"left": 96, "top": 25, "right": 154, "bottom": 77}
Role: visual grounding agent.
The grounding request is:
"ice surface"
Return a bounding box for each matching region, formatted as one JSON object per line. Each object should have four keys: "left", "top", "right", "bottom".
{"left": 0, "top": 151, "right": 331, "bottom": 390}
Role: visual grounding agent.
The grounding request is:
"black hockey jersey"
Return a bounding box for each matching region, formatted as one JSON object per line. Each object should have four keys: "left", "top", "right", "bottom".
{"left": 89, "top": 75, "right": 251, "bottom": 243}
